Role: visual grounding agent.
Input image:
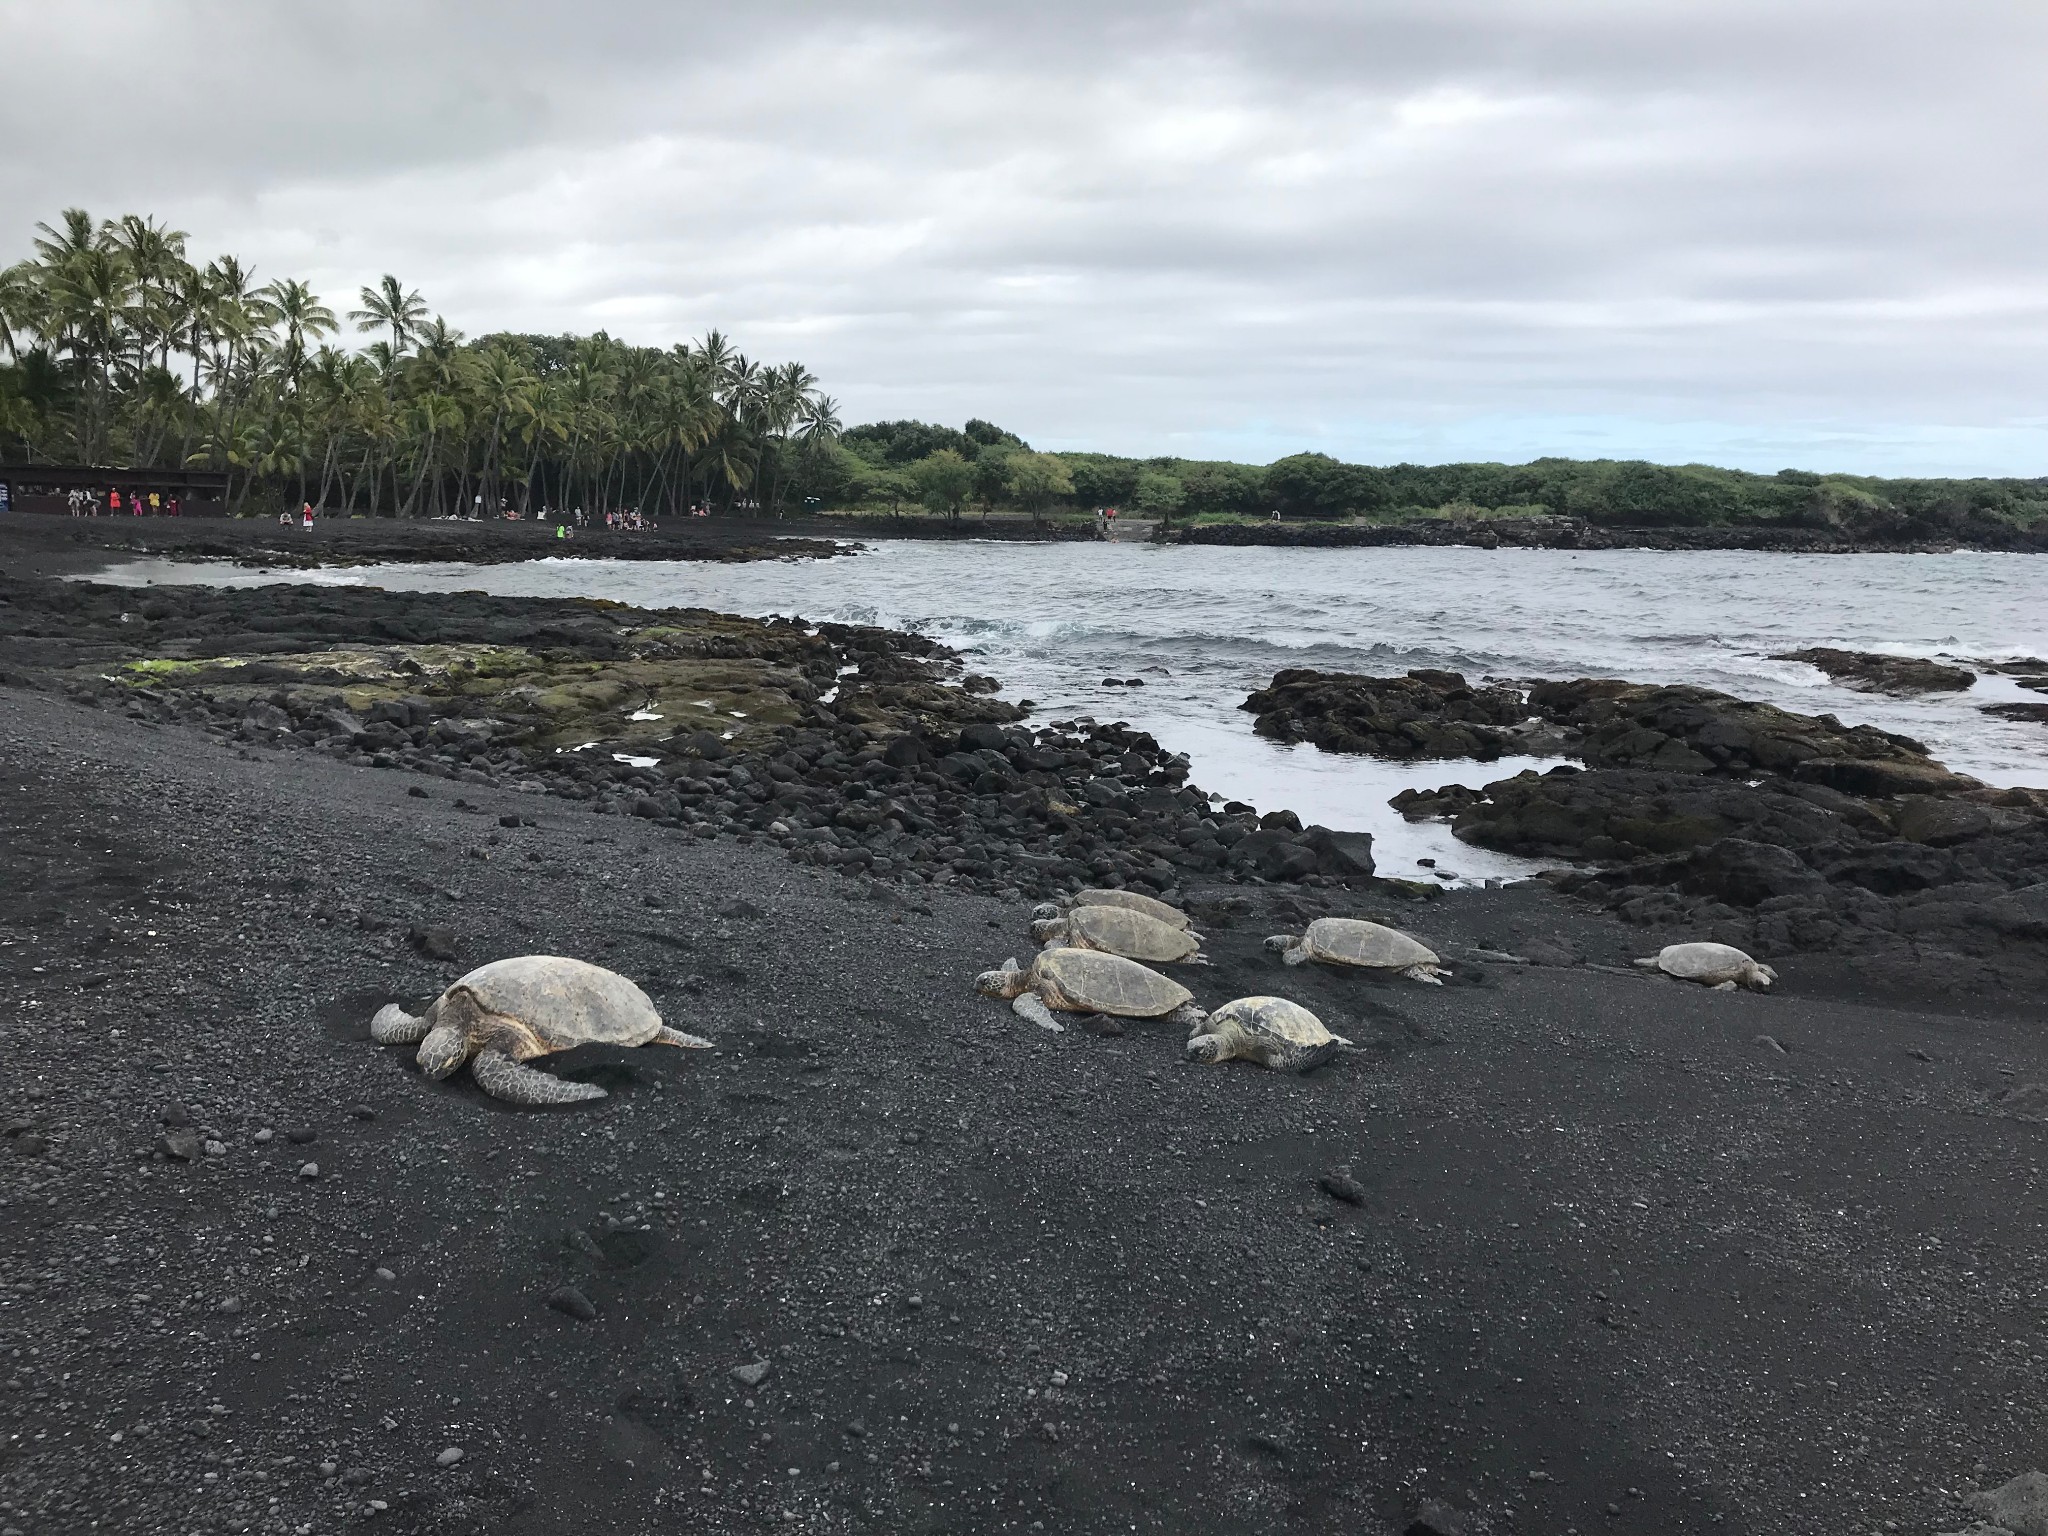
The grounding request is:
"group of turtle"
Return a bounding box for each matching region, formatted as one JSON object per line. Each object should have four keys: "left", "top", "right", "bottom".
{"left": 973, "top": 888, "right": 1449, "bottom": 1074}
{"left": 362, "top": 897, "right": 1779, "bottom": 1107}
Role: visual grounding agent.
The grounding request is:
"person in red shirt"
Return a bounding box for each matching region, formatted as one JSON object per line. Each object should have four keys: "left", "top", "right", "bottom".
{"left": 109, "top": 489, "right": 122, "bottom": 514}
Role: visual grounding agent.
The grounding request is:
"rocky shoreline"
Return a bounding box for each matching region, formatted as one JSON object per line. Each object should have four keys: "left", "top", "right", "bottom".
{"left": 1176, "top": 514, "right": 2048, "bottom": 554}
{"left": 0, "top": 573, "right": 1382, "bottom": 904}
{"left": 0, "top": 508, "right": 848, "bottom": 578}
{"left": 1249, "top": 665, "right": 2048, "bottom": 994}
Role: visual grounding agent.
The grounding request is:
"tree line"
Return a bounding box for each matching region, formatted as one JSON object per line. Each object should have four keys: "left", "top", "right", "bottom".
{"left": 6, "top": 207, "right": 2041, "bottom": 531}
{"left": 0, "top": 209, "right": 844, "bottom": 516}
{"left": 836, "top": 424, "right": 2048, "bottom": 532}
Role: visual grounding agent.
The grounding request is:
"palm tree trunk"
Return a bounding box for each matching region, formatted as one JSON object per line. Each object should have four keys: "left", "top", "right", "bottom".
{"left": 400, "top": 434, "right": 434, "bottom": 517}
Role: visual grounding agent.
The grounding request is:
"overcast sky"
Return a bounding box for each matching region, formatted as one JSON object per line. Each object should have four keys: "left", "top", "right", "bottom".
{"left": 6, "top": 1, "right": 2045, "bottom": 475}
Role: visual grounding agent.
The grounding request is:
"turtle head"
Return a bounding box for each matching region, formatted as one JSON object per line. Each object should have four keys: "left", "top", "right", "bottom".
{"left": 416, "top": 1024, "right": 470, "bottom": 1080}
{"left": 1184, "top": 1032, "right": 1225, "bottom": 1066}
{"left": 1030, "top": 902, "right": 1060, "bottom": 923}
{"left": 1028, "top": 918, "right": 1067, "bottom": 945}
{"left": 1262, "top": 933, "right": 1297, "bottom": 955}
{"left": 974, "top": 959, "right": 1029, "bottom": 1000}
{"left": 1744, "top": 963, "right": 1776, "bottom": 991}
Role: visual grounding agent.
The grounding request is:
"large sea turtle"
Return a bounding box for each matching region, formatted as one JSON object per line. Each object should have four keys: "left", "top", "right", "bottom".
{"left": 1265, "top": 918, "right": 1444, "bottom": 983}
{"left": 369, "top": 955, "right": 713, "bottom": 1105}
{"left": 1032, "top": 888, "right": 1191, "bottom": 931}
{"left": 1184, "top": 996, "right": 1352, "bottom": 1073}
{"left": 974, "top": 949, "right": 1204, "bottom": 1034}
{"left": 1030, "top": 904, "right": 1206, "bottom": 965}
{"left": 1634, "top": 942, "right": 1775, "bottom": 991}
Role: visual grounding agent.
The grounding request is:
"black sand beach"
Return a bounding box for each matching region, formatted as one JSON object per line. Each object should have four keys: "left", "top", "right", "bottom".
{"left": 3, "top": 514, "right": 2046, "bottom": 1535}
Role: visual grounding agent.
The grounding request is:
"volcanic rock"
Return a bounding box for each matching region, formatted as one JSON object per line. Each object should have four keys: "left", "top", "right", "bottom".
{"left": 1774, "top": 646, "right": 1975, "bottom": 694}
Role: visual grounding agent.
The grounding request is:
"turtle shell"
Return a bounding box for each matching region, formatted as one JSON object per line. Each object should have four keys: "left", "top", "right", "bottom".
{"left": 1031, "top": 948, "right": 1193, "bottom": 1017}
{"left": 1068, "top": 905, "right": 1201, "bottom": 964}
{"left": 1070, "top": 888, "right": 1191, "bottom": 930}
{"left": 438, "top": 956, "right": 664, "bottom": 1049}
{"left": 1302, "top": 918, "right": 1438, "bottom": 970}
{"left": 1207, "top": 996, "right": 1338, "bottom": 1048}
{"left": 1651, "top": 942, "right": 1764, "bottom": 985}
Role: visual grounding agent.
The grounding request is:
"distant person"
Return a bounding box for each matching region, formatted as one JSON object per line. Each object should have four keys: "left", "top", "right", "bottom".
{"left": 302, "top": 502, "right": 314, "bottom": 530}
{"left": 67, "top": 488, "right": 83, "bottom": 517}
{"left": 167, "top": 495, "right": 180, "bottom": 518}
{"left": 148, "top": 490, "right": 161, "bottom": 515}
{"left": 109, "top": 489, "right": 123, "bottom": 515}
{"left": 1271, "top": 508, "right": 1281, "bottom": 521}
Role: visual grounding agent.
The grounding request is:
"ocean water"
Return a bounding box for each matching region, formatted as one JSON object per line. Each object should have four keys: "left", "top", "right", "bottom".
{"left": 98, "top": 542, "right": 2048, "bottom": 882}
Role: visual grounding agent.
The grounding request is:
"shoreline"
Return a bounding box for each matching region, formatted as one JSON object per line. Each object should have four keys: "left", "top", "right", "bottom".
{"left": 11, "top": 507, "right": 2048, "bottom": 579}
{"left": 5, "top": 512, "right": 2048, "bottom": 1532}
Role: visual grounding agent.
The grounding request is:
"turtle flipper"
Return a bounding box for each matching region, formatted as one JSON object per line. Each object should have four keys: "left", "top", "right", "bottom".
{"left": 653, "top": 1026, "right": 716, "bottom": 1049}
{"left": 1272, "top": 1038, "right": 1343, "bottom": 1073}
{"left": 370, "top": 1005, "right": 430, "bottom": 1044}
{"left": 1010, "top": 994, "right": 1065, "bottom": 1033}
{"left": 470, "top": 1048, "right": 607, "bottom": 1105}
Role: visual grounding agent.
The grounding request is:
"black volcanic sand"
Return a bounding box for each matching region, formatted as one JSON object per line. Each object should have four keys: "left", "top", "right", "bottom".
{"left": 4, "top": 686, "right": 2048, "bottom": 1536}
{"left": 0, "top": 507, "right": 846, "bottom": 579}
{"left": 2, "top": 525, "right": 2047, "bottom": 1533}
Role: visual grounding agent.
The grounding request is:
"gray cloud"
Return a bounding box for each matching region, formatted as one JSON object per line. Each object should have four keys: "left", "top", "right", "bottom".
{"left": 5, "top": 0, "right": 2045, "bottom": 473}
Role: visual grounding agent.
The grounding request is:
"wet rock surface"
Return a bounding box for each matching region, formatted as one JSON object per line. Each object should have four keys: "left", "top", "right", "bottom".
{"left": 1245, "top": 668, "right": 2048, "bottom": 986}
{"left": 4, "top": 682, "right": 2046, "bottom": 1535}
{"left": 1772, "top": 646, "right": 1976, "bottom": 695}
{"left": 1243, "top": 668, "right": 1559, "bottom": 761}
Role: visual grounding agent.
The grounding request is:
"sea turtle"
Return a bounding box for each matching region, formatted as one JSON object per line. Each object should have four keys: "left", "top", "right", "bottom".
{"left": 1634, "top": 942, "right": 1775, "bottom": 991}
{"left": 974, "top": 948, "right": 1204, "bottom": 1034}
{"left": 1264, "top": 918, "right": 1444, "bottom": 983}
{"left": 1032, "top": 888, "right": 1191, "bottom": 931}
{"left": 1030, "top": 904, "right": 1207, "bottom": 964}
{"left": 1184, "top": 996, "right": 1352, "bottom": 1073}
{"left": 369, "top": 955, "right": 714, "bottom": 1105}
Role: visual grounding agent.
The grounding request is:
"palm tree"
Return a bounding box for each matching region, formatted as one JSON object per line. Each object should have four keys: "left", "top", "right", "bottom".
{"left": 472, "top": 346, "right": 536, "bottom": 517}
{"left": 46, "top": 244, "right": 136, "bottom": 461}
{"left": 0, "top": 261, "right": 43, "bottom": 361}
{"left": 1, "top": 203, "right": 854, "bottom": 522}
{"left": 31, "top": 208, "right": 100, "bottom": 267}
{"left": 260, "top": 278, "right": 337, "bottom": 396}
{"left": 348, "top": 275, "right": 427, "bottom": 358}
{"left": 399, "top": 392, "right": 463, "bottom": 517}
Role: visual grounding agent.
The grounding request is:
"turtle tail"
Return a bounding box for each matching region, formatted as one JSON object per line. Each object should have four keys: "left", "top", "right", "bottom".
{"left": 470, "top": 1048, "right": 607, "bottom": 1106}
